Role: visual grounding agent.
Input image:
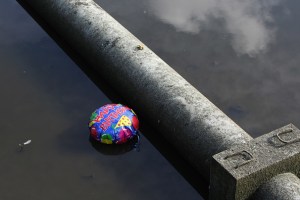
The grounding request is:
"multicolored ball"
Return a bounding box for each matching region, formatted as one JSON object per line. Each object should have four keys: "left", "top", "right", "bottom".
{"left": 88, "top": 104, "right": 139, "bottom": 144}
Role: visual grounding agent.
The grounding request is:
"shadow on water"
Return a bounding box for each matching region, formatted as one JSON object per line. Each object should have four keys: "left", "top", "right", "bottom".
{"left": 18, "top": 0, "right": 208, "bottom": 198}
{"left": 89, "top": 136, "right": 138, "bottom": 155}
{"left": 56, "top": 124, "right": 138, "bottom": 155}
{"left": 139, "top": 123, "right": 210, "bottom": 199}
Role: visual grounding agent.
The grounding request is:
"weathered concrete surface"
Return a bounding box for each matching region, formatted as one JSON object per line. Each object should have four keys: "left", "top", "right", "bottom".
{"left": 210, "top": 124, "right": 300, "bottom": 200}
{"left": 21, "top": 0, "right": 252, "bottom": 181}
{"left": 252, "top": 173, "right": 300, "bottom": 200}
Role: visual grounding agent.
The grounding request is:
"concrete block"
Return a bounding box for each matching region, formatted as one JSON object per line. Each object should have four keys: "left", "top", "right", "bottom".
{"left": 210, "top": 124, "right": 300, "bottom": 200}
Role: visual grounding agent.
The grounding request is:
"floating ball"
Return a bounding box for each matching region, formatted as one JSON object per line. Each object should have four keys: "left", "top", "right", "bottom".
{"left": 88, "top": 104, "right": 139, "bottom": 144}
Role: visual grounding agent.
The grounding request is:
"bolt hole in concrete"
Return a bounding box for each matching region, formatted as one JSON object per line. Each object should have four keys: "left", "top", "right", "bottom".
{"left": 1, "top": 0, "right": 300, "bottom": 199}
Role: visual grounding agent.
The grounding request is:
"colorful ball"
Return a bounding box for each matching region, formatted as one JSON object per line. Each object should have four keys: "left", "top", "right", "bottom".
{"left": 88, "top": 104, "right": 139, "bottom": 144}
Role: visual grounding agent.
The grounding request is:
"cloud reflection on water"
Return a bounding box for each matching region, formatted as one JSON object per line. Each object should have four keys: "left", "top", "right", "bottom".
{"left": 149, "top": 0, "right": 285, "bottom": 56}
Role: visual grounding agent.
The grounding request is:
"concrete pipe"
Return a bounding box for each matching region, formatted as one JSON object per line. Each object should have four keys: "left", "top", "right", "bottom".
{"left": 252, "top": 173, "right": 300, "bottom": 200}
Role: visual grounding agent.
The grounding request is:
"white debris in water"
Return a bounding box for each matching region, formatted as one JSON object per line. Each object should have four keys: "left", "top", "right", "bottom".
{"left": 19, "top": 140, "right": 32, "bottom": 151}
{"left": 23, "top": 140, "right": 31, "bottom": 145}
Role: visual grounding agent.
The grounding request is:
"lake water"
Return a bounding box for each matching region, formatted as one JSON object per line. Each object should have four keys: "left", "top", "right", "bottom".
{"left": 1, "top": 0, "right": 299, "bottom": 199}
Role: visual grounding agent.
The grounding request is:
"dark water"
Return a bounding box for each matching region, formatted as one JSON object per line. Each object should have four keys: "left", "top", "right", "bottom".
{"left": 0, "top": 1, "right": 201, "bottom": 200}
{"left": 1, "top": 0, "right": 300, "bottom": 199}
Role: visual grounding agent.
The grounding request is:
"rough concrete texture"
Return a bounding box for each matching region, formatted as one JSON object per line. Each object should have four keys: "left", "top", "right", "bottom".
{"left": 22, "top": 0, "right": 252, "bottom": 181}
{"left": 252, "top": 173, "right": 300, "bottom": 200}
{"left": 210, "top": 124, "right": 300, "bottom": 200}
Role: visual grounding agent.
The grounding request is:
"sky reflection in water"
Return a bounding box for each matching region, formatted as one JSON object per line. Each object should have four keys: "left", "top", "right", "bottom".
{"left": 150, "top": 0, "right": 286, "bottom": 56}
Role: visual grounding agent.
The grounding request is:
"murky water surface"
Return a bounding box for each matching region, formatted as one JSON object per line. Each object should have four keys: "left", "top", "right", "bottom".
{"left": 1, "top": 0, "right": 300, "bottom": 199}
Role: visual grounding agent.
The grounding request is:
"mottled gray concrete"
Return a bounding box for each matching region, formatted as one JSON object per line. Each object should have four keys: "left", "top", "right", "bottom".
{"left": 210, "top": 124, "right": 300, "bottom": 200}
{"left": 21, "top": 0, "right": 252, "bottom": 181}
{"left": 252, "top": 173, "right": 300, "bottom": 200}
